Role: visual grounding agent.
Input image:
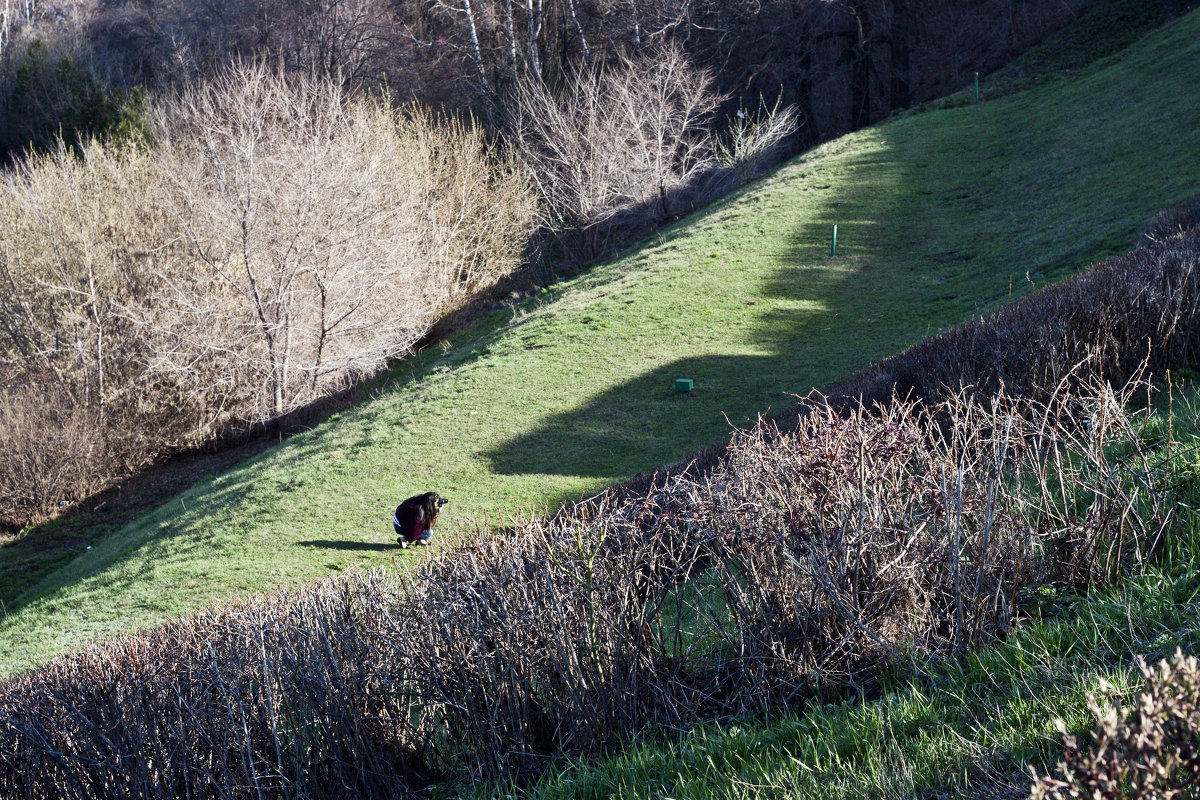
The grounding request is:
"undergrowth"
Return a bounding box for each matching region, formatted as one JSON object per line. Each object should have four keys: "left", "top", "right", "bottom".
{"left": 476, "top": 380, "right": 1200, "bottom": 800}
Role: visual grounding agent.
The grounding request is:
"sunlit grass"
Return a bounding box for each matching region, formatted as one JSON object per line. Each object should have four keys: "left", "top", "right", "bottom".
{"left": 2, "top": 8, "right": 1200, "bottom": 678}
{"left": 489, "top": 568, "right": 1200, "bottom": 800}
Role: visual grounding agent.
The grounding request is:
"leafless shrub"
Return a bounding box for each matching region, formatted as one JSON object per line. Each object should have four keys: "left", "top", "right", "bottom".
{"left": 713, "top": 97, "right": 800, "bottom": 184}
{"left": 1144, "top": 194, "right": 1200, "bottom": 243}
{"left": 0, "top": 379, "right": 105, "bottom": 527}
{"left": 145, "top": 62, "right": 538, "bottom": 423}
{"left": 512, "top": 44, "right": 722, "bottom": 256}
{"left": 0, "top": 139, "right": 193, "bottom": 492}
{"left": 0, "top": 573, "right": 431, "bottom": 798}
{"left": 511, "top": 44, "right": 799, "bottom": 262}
{"left": 1031, "top": 649, "right": 1200, "bottom": 800}
{"left": 0, "top": 140, "right": 167, "bottom": 402}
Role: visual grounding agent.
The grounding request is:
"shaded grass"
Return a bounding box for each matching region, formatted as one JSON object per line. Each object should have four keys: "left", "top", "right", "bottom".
{"left": 2, "top": 9, "right": 1200, "bottom": 677}
{"left": 0, "top": 438, "right": 280, "bottom": 614}
{"left": 922, "top": 0, "right": 1195, "bottom": 108}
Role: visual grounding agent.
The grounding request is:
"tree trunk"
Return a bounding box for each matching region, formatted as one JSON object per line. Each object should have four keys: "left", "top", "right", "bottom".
{"left": 850, "top": 3, "right": 872, "bottom": 130}
{"left": 525, "top": 0, "right": 543, "bottom": 77}
{"left": 890, "top": 0, "right": 912, "bottom": 111}
{"left": 462, "top": 0, "right": 490, "bottom": 95}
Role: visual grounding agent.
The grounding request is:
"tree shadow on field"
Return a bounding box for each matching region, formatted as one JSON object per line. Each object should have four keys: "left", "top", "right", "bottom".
{"left": 296, "top": 540, "right": 399, "bottom": 552}
{"left": 482, "top": 92, "right": 1153, "bottom": 481}
{"left": 486, "top": 137, "right": 933, "bottom": 480}
{"left": 485, "top": 349, "right": 865, "bottom": 480}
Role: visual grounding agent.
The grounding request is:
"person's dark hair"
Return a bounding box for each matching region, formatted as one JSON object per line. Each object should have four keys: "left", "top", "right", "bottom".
{"left": 395, "top": 491, "right": 448, "bottom": 543}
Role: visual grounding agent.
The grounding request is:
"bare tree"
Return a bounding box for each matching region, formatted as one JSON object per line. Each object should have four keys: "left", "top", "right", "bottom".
{"left": 0, "top": 62, "right": 537, "bottom": 525}
{"left": 0, "top": 141, "right": 162, "bottom": 416}
{"left": 512, "top": 44, "right": 719, "bottom": 254}
{"left": 0, "top": 0, "right": 37, "bottom": 63}
{"left": 268, "top": 0, "right": 398, "bottom": 81}
{"left": 145, "top": 62, "right": 536, "bottom": 422}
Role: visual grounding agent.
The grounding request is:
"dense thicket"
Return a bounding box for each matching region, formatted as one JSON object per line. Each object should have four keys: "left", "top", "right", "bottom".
{"left": 0, "top": 64, "right": 538, "bottom": 526}
{"left": 1, "top": 201, "right": 1196, "bottom": 799}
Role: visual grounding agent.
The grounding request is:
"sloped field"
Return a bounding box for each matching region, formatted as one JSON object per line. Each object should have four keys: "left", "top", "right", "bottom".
{"left": 2, "top": 8, "right": 1199, "bottom": 678}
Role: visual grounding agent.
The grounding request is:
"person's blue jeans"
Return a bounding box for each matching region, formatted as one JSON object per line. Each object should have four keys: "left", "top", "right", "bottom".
{"left": 394, "top": 517, "right": 433, "bottom": 542}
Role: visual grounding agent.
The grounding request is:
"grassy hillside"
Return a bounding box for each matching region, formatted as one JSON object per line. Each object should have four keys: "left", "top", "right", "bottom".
{"left": 2, "top": 8, "right": 1200, "bottom": 678}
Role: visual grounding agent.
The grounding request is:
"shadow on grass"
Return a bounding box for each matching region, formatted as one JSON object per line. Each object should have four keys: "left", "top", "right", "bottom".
{"left": 296, "top": 540, "right": 400, "bottom": 552}
{"left": 485, "top": 351, "right": 856, "bottom": 479}
{"left": 484, "top": 40, "right": 1200, "bottom": 482}
{"left": 486, "top": 139, "right": 926, "bottom": 479}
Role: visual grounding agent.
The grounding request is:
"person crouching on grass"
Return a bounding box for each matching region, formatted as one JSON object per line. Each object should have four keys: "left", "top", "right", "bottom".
{"left": 394, "top": 491, "right": 447, "bottom": 548}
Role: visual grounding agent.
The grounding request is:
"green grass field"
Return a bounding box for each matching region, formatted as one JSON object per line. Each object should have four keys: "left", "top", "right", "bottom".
{"left": 2, "top": 8, "right": 1199, "bottom": 678}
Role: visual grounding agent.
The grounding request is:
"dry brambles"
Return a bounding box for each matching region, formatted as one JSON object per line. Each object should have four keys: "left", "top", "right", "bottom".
{"left": 0, "top": 370, "right": 1181, "bottom": 797}
{"left": 1031, "top": 650, "right": 1200, "bottom": 799}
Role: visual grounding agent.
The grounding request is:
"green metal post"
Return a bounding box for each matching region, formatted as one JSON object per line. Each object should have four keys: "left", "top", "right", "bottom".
{"left": 830, "top": 224, "right": 838, "bottom": 257}
{"left": 974, "top": 72, "right": 980, "bottom": 103}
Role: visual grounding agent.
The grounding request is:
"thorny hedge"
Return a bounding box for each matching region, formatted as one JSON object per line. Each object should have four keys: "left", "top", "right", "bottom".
{"left": 1031, "top": 650, "right": 1200, "bottom": 799}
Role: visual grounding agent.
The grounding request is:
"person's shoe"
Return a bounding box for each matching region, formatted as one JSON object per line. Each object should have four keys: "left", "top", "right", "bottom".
{"left": 417, "top": 539, "right": 432, "bottom": 546}
{"left": 397, "top": 539, "right": 410, "bottom": 549}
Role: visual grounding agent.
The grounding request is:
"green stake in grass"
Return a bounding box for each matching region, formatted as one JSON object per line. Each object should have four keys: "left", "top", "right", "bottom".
{"left": 974, "top": 72, "right": 980, "bottom": 103}
{"left": 830, "top": 224, "right": 838, "bottom": 257}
